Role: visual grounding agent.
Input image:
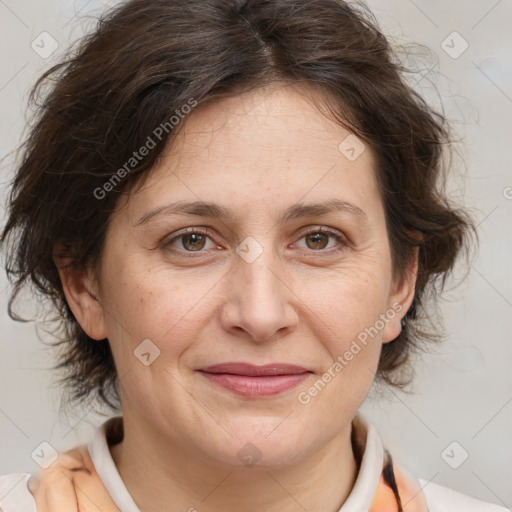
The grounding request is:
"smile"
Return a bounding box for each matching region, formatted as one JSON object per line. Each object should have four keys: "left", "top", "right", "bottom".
{"left": 197, "top": 362, "right": 313, "bottom": 397}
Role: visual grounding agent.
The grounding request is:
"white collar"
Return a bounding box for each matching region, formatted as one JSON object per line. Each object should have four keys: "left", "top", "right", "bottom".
{"left": 88, "top": 417, "right": 140, "bottom": 512}
{"left": 88, "top": 413, "right": 384, "bottom": 512}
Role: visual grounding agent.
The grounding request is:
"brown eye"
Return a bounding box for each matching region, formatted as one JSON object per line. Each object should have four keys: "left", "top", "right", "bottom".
{"left": 295, "top": 227, "right": 348, "bottom": 253}
{"left": 305, "top": 232, "right": 330, "bottom": 250}
{"left": 181, "top": 233, "right": 208, "bottom": 251}
{"left": 164, "top": 228, "right": 217, "bottom": 254}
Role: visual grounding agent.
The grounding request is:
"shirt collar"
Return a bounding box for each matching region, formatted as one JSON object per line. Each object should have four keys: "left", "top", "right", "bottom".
{"left": 88, "top": 416, "right": 140, "bottom": 512}
{"left": 88, "top": 413, "right": 384, "bottom": 512}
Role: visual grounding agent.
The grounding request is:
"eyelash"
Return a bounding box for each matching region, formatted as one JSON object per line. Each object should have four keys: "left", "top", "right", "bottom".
{"left": 162, "top": 226, "right": 348, "bottom": 256}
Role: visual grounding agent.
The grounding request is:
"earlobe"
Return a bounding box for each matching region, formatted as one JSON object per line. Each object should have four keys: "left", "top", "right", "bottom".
{"left": 53, "top": 248, "right": 107, "bottom": 341}
{"left": 382, "top": 247, "right": 419, "bottom": 343}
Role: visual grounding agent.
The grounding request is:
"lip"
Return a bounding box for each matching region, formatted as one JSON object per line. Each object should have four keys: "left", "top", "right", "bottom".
{"left": 199, "top": 362, "right": 310, "bottom": 376}
{"left": 197, "top": 363, "right": 313, "bottom": 397}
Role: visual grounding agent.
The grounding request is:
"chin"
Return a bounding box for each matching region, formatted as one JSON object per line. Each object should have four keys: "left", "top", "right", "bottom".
{"left": 202, "top": 420, "right": 309, "bottom": 469}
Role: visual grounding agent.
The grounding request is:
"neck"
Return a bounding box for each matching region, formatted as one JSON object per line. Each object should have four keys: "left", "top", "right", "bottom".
{"left": 110, "top": 413, "right": 359, "bottom": 512}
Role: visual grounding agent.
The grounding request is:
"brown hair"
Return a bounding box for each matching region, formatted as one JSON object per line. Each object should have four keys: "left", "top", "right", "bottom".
{"left": 1, "top": 0, "right": 477, "bottom": 413}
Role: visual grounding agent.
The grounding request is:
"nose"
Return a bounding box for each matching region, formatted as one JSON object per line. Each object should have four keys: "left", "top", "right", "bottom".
{"left": 219, "top": 242, "right": 299, "bottom": 343}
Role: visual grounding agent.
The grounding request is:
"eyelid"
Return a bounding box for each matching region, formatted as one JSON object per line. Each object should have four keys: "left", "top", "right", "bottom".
{"left": 295, "top": 225, "right": 345, "bottom": 239}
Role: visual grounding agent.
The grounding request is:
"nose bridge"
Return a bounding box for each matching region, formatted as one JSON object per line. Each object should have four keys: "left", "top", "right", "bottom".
{"left": 236, "top": 234, "right": 282, "bottom": 303}
{"left": 222, "top": 234, "right": 297, "bottom": 341}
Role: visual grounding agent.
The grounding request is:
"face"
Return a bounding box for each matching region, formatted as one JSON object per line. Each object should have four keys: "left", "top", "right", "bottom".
{"left": 62, "top": 83, "right": 416, "bottom": 468}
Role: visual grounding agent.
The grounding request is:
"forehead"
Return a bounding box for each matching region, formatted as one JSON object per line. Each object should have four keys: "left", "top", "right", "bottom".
{"left": 175, "top": 82, "right": 371, "bottom": 166}
{"left": 121, "top": 83, "right": 382, "bottom": 225}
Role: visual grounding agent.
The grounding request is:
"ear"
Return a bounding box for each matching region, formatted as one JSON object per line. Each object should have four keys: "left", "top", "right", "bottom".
{"left": 382, "top": 246, "right": 418, "bottom": 344}
{"left": 53, "top": 244, "right": 107, "bottom": 341}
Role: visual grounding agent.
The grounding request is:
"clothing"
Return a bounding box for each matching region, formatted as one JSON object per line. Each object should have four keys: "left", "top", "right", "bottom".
{"left": 0, "top": 414, "right": 508, "bottom": 511}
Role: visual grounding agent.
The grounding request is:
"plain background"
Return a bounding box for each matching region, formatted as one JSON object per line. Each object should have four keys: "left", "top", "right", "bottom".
{"left": 0, "top": 0, "right": 511, "bottom": 508}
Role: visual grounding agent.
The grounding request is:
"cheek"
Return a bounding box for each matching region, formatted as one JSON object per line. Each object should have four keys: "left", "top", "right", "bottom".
{"left": 100, "top": 259, "right": 215, "bottom": 368}
{"left": 304, "top": 261, "right": 391, "bottom": 339}
{"left": 298, "top": 273, "right": 387, "bottom": 421}
{"left": 297, "top": 261, "right": 391, "bottom": 404}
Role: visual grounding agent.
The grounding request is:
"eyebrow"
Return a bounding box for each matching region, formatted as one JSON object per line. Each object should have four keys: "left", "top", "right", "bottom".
{"left": 134, "top": 198, "right": 369, "bottom": 226}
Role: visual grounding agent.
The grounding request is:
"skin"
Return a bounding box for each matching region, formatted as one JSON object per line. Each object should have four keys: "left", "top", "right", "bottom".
{"left": 29, "top": 444, "right": 119, "bottom": 511}
{"left": 50, "top": 82, "right": 418, "bottom": 511}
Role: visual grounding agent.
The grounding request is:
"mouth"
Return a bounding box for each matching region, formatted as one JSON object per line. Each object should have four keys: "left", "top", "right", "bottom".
{"left": 197, "top": 362, "right": 313, "bottom": 397}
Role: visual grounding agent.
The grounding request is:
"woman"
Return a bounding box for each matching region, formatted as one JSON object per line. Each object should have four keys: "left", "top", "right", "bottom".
{"left": 0, "top": 0, "right": 506, "bottom": 510}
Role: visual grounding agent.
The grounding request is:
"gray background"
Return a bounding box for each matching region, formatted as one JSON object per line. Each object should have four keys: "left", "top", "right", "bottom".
{"left": 1, "top": 0, "right": 511, "bottom": 508}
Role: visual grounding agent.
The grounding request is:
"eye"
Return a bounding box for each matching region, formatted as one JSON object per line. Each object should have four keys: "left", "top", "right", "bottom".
{"left": 163, "top": 228, "right": 219, "bottom": 253}
{"left": 294, "top": 227, "right": 348, "bottom": 253}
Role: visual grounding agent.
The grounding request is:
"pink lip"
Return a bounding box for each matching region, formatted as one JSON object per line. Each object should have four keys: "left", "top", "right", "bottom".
{"left": 198, "top": 363, "right": 312, "bottom": 397}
